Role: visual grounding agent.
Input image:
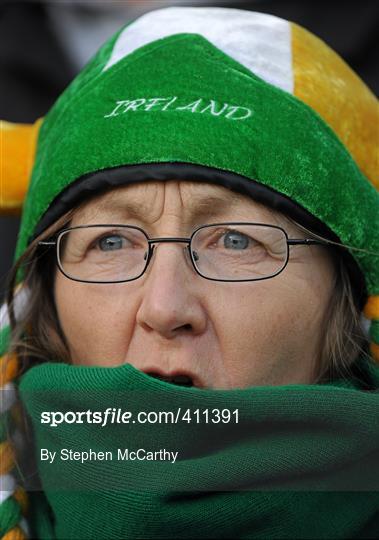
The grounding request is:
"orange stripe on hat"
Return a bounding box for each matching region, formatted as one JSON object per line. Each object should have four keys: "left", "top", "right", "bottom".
{"left": 291, "top": 22, "right": 379, "bottom": 189}
{"left": 0, "top": 118, "right": 43, "bottom": 214}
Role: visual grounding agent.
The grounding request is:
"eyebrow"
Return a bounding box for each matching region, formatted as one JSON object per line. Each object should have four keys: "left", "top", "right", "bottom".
{"left": 83, "top": 193, "right": 265, "bottom": 224}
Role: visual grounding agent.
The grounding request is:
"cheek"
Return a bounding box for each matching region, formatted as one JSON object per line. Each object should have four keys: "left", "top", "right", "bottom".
{"left": 54, "top": 275, "right": 137, "bottom": 365}
{"left": 212, "top": 280, "right": 294, "bottom": 353}
{"left": 210, "top": 274, "right": 329, "bottom": 385}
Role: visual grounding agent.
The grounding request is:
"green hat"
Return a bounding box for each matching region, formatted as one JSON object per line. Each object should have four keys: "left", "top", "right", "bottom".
{"left": 11, "top": 7, "right": 379, "bottom": 356}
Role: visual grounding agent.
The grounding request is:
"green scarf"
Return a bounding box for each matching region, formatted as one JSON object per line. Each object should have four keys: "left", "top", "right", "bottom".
{"left": 18, "top": 357, "right": 379, "bottom": 539}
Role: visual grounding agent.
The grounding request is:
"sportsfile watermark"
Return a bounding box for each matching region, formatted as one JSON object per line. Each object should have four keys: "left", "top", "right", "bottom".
{"left": 41, "top": 407, "right": 239, "bottom": 427}
{"left": 16, "top": 387, "right": 378, "bottom": 493}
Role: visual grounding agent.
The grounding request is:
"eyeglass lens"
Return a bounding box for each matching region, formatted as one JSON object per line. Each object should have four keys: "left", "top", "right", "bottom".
{"left": 57, "top": 224, "right": 289, "bottom": 283}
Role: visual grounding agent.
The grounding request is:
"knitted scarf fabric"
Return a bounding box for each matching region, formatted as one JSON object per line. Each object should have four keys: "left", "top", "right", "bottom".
{"left": 18, "top": 357, "right": 379, "bottom": 540}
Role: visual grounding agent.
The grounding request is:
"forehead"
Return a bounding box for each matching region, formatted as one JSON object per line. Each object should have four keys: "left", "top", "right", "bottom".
{"left": 73, "top": 180, "right": 292, "bottom": 228}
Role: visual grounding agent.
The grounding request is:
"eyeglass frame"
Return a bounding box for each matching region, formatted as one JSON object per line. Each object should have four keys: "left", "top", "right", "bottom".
{"left": 38, "top": 221, "right": 331, "bottom": 284}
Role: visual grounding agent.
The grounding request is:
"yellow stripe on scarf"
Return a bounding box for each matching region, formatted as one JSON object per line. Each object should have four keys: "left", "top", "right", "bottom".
{"left": 0, "top": 355, "right": 19, "bottom": 387}
{"left": 364, "top": 295, "right": 379, "bottom": 320}
{"left": 0, "top": 441, "right": 15, "bottom": 475}
{"left": 2, "top": 526, "right": 27, "bottom": 540}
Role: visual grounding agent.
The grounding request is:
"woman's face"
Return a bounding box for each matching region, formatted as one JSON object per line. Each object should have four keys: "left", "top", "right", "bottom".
{"left": 54, "top": 180, "right": 335, "bottom": 389}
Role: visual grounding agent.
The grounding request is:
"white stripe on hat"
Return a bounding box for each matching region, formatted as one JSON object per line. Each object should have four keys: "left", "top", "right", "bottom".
{"left": 0, "top": 285, "right": 30, "bottom": 331}
{"left": 0, "top": 382, "right": 16, "bottom": 414}
{"left": 0, "top": 474, "right": 16, "bottom": 504}
{"left": 104, "top": 7, "right": 293, "bottom": 93}
{"left": 20, "top": 516, "right": 31, "bottom": 537}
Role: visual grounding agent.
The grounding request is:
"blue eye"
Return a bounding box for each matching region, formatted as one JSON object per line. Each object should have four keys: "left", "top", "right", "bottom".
{"left": 223, "top": 231, "right": 250, "bottom": 249}
{"left": 98, "top": 235, "right": 125, "bottom": 251}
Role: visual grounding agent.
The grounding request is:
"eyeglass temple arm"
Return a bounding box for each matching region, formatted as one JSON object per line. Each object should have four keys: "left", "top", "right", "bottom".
{"left": 287, "top": 239, "right": 329, "bottom": 246}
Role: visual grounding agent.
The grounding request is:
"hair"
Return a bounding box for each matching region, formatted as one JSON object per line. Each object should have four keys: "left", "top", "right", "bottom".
{"left": 4, "top": 201, "right": 372, "bottom": 385}
{"left": 279, "top": 214, "right": 372, "bottom": 384}
{"left": 313, "top": 253, "right": 371, "bottom": 383}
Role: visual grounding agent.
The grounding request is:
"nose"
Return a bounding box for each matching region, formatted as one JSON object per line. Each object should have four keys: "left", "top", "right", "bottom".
{"left": 136, "top": 242, "right": 207, "bottom": 339}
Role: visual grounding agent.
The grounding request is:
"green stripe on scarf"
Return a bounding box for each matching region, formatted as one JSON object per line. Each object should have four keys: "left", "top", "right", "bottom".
{"left": 0, "top": 497, "right": 22, "bottom": 537}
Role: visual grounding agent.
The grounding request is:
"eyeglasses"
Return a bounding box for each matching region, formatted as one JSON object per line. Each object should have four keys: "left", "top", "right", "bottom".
{"left": 38, "top": 223, "right": 330, "bottom": 284}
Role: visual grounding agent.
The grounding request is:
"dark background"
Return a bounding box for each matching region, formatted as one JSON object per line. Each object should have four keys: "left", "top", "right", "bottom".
{"left": 1, "top": 0, "right": 378, "bottom": 303}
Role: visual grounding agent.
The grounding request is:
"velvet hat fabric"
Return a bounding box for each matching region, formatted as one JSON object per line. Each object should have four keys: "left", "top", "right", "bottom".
{"left": 15, "top": 9, "right": 378, "bottom": 295}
